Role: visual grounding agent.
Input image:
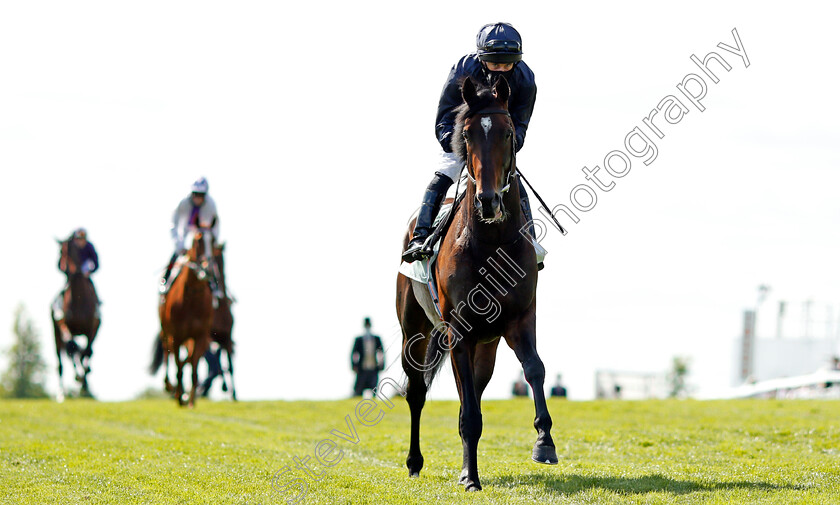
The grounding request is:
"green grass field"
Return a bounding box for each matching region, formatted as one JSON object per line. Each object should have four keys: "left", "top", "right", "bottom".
{"left": 1, "top": 397, "right": 839, "bottom": 504}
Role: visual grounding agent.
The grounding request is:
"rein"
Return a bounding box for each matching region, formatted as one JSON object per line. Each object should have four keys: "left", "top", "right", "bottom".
{"left": 464, "top": 107, "right": 568, "bottom": 236}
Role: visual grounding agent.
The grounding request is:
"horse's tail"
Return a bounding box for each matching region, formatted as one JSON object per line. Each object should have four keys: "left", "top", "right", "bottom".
{"left": 422, "top": 327, "right": 450, "bottom": 388}
{"left": 149, "top": 333, "right": 164, "bottom": 375}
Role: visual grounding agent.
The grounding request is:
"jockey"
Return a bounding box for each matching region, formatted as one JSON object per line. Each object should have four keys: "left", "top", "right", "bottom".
{"left": 161, "top": 177, "right": 222, "bottom": 298}
{"left": 59, "top": 228, "right": 99, "bottom": 276}
{"left": 402, "top": 22, "right": 541, "bottom": 267}
{"left": 53, "top": 227, "right": 100, "bottom": 321}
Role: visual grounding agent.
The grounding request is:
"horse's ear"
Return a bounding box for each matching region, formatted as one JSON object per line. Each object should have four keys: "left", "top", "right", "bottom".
{"left": 493, "top": 76, "right": 510, "bottom": 105}
{"left": 461, "top": 77, "right": 478, "bottom": 105}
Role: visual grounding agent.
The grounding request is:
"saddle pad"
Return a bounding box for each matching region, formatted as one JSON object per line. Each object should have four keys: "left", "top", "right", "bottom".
{"left": 398, "top": 203, "right": 453, "bottom": 283}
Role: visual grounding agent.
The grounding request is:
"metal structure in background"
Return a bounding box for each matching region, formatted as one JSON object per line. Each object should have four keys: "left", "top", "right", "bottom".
{"left": 735, "top": 284, "right": 840, "bottom": 390}
{"left": 594, "top": 370, "right": 667, "bottom": 400}
{"left": 739, "top": 309, "right": 756, "bottom": 382}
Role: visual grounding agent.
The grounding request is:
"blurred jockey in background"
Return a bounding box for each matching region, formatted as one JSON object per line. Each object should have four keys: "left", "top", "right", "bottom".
{"left": 160, "top": 177, "right": 222, "bottom": 299}
{"left": 62, "top": 227, "right": 99, "bottom": 277}
{"left": 53, "top": 227, "right": 100, "bottom": 319}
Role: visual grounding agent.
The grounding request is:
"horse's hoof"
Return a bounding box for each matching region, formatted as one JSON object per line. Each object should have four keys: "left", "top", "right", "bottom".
{"left": 406, "top": 455, "right": 424, "bottom": 477}
{"left": 532, "top": 445, "right": 559, "bottom": 465}
{"left": 464, "top": 482, "right": 482, "bottom": 492}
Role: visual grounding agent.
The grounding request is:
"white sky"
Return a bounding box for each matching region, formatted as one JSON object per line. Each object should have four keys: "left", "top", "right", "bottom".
{"left": 1, "top": 1, "right": 839, "bottom": 401}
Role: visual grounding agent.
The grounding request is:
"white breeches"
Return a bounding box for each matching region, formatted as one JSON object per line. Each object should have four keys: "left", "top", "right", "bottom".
{"left": 435, "top": 151, "right": 464, "bottom": 183}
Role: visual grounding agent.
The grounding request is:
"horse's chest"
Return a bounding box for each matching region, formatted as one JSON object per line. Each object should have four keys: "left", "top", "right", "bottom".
{"left": 440, "top": 270, "right": 534, "bottom": 334}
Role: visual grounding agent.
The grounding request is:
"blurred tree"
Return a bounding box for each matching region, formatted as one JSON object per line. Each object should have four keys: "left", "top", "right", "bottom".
{"left": 2, "top": 305, "right": 48, "bottom": 399}
{"left": 667, "top": 356, "right": 690, "bottom": 399}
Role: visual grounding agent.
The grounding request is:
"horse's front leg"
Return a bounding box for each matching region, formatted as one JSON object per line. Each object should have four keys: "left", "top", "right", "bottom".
{"left": 54, "top": 324, "right": 66, "bottom": 402}
{"left": 451, "top": 339, "right": 483, "bottom": 491}
{"left": 505, "top": 312, "right": 558, "bottom": 465}
{"left": 161, "top": 338, "right": 175, "bottom": 394}
{"left": 188, "top": 347, "right": 201, "bottom": 408}
{"left": 189, "top": 336, "right": 210, "bottom": 407}
{"left": 174, "top": 348, "right": 186, "bottom": 406}
{"left": 82, "top": 317, "right": 100, "bottom": 377}
{"left": 79, "top": 329, "right": 97, "bottom": 397}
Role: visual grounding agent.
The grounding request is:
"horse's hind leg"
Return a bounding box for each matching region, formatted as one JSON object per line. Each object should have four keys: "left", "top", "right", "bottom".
{"left": 505, "top": 312, "right": 558, "bottom": 465}
{"left": 225, "top": 347, "right": 237, "bottom": 401}
{"left": 53, "top": 319, "right": 66, "bottom": 402}
{"left": 403, "top": 347, "right": 429, "bottom": 477}
{"left": 398, "top": 276, "right": 433, "bottom": 478}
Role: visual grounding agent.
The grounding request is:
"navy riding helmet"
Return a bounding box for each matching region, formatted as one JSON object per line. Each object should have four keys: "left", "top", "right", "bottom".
{"left": 476, "top": 22, "right": 523, "bottom": 64}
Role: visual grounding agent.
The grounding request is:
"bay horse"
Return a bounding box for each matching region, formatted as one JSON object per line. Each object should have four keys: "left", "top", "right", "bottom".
{"left": 154, "top": 227, "right": 214, "bottom": 407}
{"left": 52, "top": 235, "right": 100, "bottom": 400}
{"left": 199, "top": 242, "right": 237, "bottom": 400}
{"left": 397, "top": 77, "right": 557, "bottom": 491}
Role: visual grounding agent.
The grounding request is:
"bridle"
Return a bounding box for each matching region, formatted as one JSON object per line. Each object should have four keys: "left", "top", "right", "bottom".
{"left": 182, "top": 228, "right": 213, "bottom": 281}
{"left": 462, "top": 108, "right": 518, "bottom": 194}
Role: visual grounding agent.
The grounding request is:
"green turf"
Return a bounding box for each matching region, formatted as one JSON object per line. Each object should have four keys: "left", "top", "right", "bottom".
{"left": 1, "top": 397, "right": 839, "bottom": 504}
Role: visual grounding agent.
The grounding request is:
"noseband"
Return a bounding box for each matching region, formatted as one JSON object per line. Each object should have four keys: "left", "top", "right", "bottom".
{"left": 184, "top": 259, "right": 212, "bottom": 281}
{"left": 463, "top": 108, "right": 518, "bottom": 194}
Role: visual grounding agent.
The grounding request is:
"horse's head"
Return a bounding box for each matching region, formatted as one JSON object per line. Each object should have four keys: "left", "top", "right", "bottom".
{"left": 184, "top": 228, "right": 210, "bottom": 262}
{"left": 453, "top": 77, "right": 516, "bottom": 222}
{"left": 58, "top": 236, "right": 81, "bottom": 276}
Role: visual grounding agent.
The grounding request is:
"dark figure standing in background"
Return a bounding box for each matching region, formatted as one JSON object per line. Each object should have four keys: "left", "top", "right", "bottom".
{"left": 550, "top": 374, "right": 567, "bottom": 398}
{"left": 512, "top": 371, "right": 529, "bottom": 397}
{"left": 350, "top": 318, "right": 384, "bottom": 397}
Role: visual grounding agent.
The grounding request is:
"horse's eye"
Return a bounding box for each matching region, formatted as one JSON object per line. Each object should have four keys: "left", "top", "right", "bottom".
{"left": 462, "top": 131, "right": 470, "bottom": 142}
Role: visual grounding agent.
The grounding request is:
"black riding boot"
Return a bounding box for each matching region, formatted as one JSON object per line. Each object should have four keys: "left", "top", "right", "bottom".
{"left": 402, "top": 173, "right": 453, "bottom": 263}
{"left": 160, "top": 252, "right": 178, "bottom": 291}
{"left": 519, "top": 179, "right": 544, "bottom": 271}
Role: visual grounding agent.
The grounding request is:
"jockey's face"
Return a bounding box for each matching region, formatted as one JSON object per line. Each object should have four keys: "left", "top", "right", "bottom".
{"left": 484, "top": 61, "right": 514, "bottom": 72}
{"left": 191, "top": 192, "right": 206, "bottom": 206}
{"left": 73, "top": 236, "right": 86, "bottom": 247}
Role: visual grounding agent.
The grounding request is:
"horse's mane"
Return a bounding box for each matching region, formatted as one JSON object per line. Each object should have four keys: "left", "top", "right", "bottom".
{"left": 451, "top": 80, "right": 499, "bottom": 161}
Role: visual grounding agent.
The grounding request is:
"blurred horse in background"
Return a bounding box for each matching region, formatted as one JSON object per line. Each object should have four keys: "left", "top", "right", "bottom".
{"left": 152, "top": 227, "right": 213, "bottom": 407}
{"left": 52, "top": 235, "right": 100, "bottom": 400}
{"left": 198, "top": 242, "right": 237, "bottom": 400}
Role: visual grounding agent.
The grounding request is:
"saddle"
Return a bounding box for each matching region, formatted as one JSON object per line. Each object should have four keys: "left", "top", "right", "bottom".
{"left": 399, "top": 201, "right": 458, "bottom": 283}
